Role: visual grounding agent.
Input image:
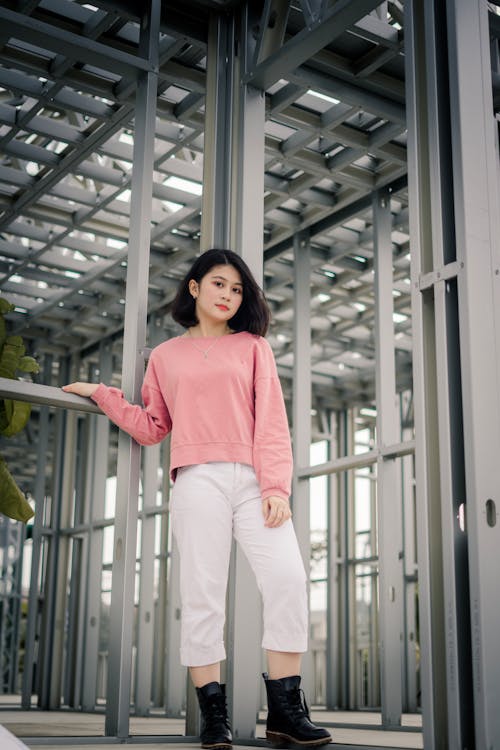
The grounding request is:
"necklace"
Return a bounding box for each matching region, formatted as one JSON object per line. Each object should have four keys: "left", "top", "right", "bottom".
{"left": 186, "top": 328, "right": 230, "bottom": 358}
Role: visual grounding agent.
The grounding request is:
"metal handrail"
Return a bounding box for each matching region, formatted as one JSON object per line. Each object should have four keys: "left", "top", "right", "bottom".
{"left": 0, "top": 376, "right": 101, "bottom": 414}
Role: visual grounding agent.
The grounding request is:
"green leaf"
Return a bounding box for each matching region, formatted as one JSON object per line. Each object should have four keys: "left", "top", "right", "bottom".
{"left": 0, "top": 400, "right": 31, "bottom": 437}
{"left": 0, "top": 403, "right": 8, "bottom": 433}
{"left": 0, "top": 337, "right": 25, "bottom": 379}
{"left": 0, "top": 316, "right": 6, "bottom": 350}
{"left": 0, "top": 456, "right": 34, "bottom": 523}
{"left": 0, "top": 298, "right": 15, "bottom": 315}
{"left": 17, "top": 356, "right": 40, "bottom": 374}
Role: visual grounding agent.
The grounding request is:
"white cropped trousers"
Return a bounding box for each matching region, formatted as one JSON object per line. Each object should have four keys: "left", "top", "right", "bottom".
{"left": 170, "top": 462, "right": 308, "bottom": 667}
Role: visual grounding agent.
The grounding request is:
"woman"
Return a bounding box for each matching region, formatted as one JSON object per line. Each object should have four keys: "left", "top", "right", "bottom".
{"left": 63, "top": 248, "right": 331, "bottom": 749}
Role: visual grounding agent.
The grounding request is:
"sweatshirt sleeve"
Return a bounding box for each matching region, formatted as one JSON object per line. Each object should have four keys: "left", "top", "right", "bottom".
{"left": 90, "top": 352, "right": 172, "bottom": 446}
{"left": 253, "top": 337, "right": 293, "bottom": 501}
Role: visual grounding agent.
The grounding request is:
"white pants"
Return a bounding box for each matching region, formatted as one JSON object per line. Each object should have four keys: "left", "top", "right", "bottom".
{"left": 170, "top": 462, "right": 308, "bottom": 667}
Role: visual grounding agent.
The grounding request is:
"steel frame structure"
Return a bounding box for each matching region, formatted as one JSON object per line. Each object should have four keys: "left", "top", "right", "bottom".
{"left": 0, "top": 1, "right": 499, "bottom": 749}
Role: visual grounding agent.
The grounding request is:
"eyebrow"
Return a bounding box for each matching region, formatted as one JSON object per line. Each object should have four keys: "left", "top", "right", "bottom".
{"left": 211, "top": 274, "right": 243, "bottom": 286}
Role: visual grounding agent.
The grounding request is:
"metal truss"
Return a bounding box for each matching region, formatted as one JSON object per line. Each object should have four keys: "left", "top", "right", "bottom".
{"left": 0, "top": 0, "right": 416, "bottom": 489}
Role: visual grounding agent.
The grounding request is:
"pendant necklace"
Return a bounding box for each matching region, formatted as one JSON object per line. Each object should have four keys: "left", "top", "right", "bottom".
{"left": 187, "top": 328, "right": 229, "bottom": 359}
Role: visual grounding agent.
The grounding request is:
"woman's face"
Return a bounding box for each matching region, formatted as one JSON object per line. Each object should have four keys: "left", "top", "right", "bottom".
{"left": 189, "top": 264, "right": 243, "bottom": 325}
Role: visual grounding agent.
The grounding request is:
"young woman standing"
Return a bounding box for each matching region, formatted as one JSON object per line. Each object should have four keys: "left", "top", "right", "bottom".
{"left": 63, "top": 248, "right": 331, "bottom": 749}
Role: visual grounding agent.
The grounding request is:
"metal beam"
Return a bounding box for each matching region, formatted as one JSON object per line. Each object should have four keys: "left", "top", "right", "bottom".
{"left": 244, "top": 0, "right": 384, "bottom": 91}
{"left": 0, "top": 7, "right": 154, "bottom": 78}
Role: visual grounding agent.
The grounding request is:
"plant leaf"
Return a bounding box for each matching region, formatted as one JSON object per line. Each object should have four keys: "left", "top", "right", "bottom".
{"left": 18, "top": 356, "right": 40, "bottom": 374}
{"left": 0, "top": 337, "right": 25, "bottom": 379}
{"left": 0, "top": 298, "right": 15, "bottom": 315}
{"left": 0, "top": 456, "right": 34, "bottom": 523}
{"left": 0, "top": 400, "right": 31, "bottom": 437}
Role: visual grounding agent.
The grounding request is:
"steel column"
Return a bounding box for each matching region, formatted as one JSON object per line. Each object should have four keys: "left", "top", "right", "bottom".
{"left": 81, "top": 346, "right": 112, "bottom": 711}
{"left": 446, "top": 1, "right": 500, "bottom": 746}
{"left": 226, "top": 5, "right": 266, "bottom": 739}
{"left": 292, "top": 231, "right": 313, "bottom": 698}
{"left": 325, "top": 410, "right": 339, "bottom": 710}
{"left": 21, "top": 354, "right": 51, "bottom": 709}
{"left": 201, "top": 12, "right": 234, "bottom": 249}
{"left": 372, "top": 188, "right": 403, "bottom": 726}
{"left": 104, "top": 1, "right": 160, "bottom": 738}
{"left": 135, "top": 320, "right": 164, "bottom": 715}
{"left": 405, "top": 0, "right": 479, "bottom": 746}
{"left": 37, "top": 356, "right": 70, "bottom": 710}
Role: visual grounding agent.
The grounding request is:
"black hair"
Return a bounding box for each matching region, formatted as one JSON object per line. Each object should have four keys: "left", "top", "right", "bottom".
{"left": 171, "top": 248, "right": 270, "bottom": 336}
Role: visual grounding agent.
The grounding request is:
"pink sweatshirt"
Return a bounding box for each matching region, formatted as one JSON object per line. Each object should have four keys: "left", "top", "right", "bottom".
{"left": 91, "top": 331, "right": 293, "bottom": 501}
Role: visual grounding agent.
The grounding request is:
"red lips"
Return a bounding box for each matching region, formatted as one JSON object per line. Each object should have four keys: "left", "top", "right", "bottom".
{"left": 216, "top": 304, "right": 229, "bottom": 311}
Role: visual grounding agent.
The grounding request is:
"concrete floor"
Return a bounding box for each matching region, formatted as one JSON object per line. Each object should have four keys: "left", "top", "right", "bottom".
{"left": 0, "top": 695, "right": 423, "bottom": 750}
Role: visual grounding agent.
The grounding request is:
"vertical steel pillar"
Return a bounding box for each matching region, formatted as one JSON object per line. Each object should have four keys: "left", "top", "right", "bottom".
{"left": 335, "top": 410, "right": 352, "bottom": 709}
{"left": 22, "top": 353, "right": 51, "bottom": 708}
{"left": 135, "top": 319, "right": 163, "bottom": 715}
{"left": 406, "top": 2, "right": 452, "bottom": 746}
{"left": 199, "top": 3, "right": 267, "bottom": 739}
{"left": 37, "top": 356, "right": 70, "bottom": 709}
{"left": 48, "top": 357, "right": 79, "bottom": 709}
{"left": 325, "top": 410, "right": 339, "bottom": 709}
{"left": 401, "top": 395, "right": 418, "bottom": 712}
{"left": 201, "top": 12, "right": 234, "bottom": 249}
{"left": 0, "top": 516, "right": 24, "bottom": 693}
{"left": 64, "top": 410, "right": 89, "bottom": 708}
{"left": 191, "top": 9, "right": 235, "bottom": 739}
{"left": 372, "top": 189, "right": 403, "bottom": 727}
{"left": 227, "top": 5, "right": 266, "bottom": 738}
{"left": 81, "top": 346, "right": 112, "bottom": 711}
{"left": 446, "top": 1, "right": 500, "bottom": 746}
{"left": 405, "top": 0, "right": 487, "bottom": 746}
{"left": 164, "top": 529, "right": 185, "bottom": 717}
{"left": 105, "top": 1, "right": 160, "bottom": 737}
{"left": 292, "top": 231, "right": 313, "bottom": 697}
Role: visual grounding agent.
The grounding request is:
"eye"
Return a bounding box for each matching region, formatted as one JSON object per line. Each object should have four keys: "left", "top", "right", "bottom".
{"left": 233, "top": 287, "right": 242, "bottom": 295}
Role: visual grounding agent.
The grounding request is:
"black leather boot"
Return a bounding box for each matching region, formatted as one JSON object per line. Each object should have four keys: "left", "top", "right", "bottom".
{"left": 262, "top": 673, "right": 331, "bottom": 746}
{"left": 196, "top": 682, "right": 232, "bottom": 749}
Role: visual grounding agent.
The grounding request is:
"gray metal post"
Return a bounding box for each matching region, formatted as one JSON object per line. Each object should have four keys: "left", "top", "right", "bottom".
{"left": 405, "top": 2, "right": 450, "bottom": 746}
{"left": 325, "top": 409, "right": 339, "bottom": 710}
{"left": 405, "top": 0, "right": 486, "bottom": 746}
{"left": 372, "top": 188, "right": 403, "bottom": 727}
{"left": 135, "top": 319, "right": 164, "bottom": 715}
{"left": 104, "top": 1, "right": 160, "bottom": 737}
{"left": 21, "top": 353, "right": 51, "bottom": 708}
{"left": 188, "top": 9, "right": 236, "bottom": 738}
{"left": 64, "top": 411, "right": 89, "bottom": 708}
{"left": 291, "top": 231, "right": 313, "bottom": 698}
{"left": 446, "top": 1, "right": 500, "bottom": 746}
{"left": 226, "top": 5, "right": 267, "bottom": 739}
{"left": 37, "top": 356, "right": 70, "bottom": 710}
{"left": 81, "top": 345, "right": 112, "bottom": 711}
{"left": 164, "top": 531, "right": 185, "bottom": 717}
{"left": 200, "top": 12, "right": 234, "bottom": 249}
{"left": 401, "top": 394, "right": 418, "bottom": 713}
{"left": 49, "top": 358, "right": 79, "bottom": 709}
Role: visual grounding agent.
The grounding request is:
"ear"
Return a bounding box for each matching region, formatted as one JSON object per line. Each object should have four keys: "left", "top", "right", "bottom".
{"left": 188, "top": 279, "right": 198, "bottom": 298}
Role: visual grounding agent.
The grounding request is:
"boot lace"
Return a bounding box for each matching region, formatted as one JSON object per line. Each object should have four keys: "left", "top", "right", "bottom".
{"left": 206, "top": 694, "right": 231, "bottom": 729}
{"left": 283, "top": 687, "right": 310, "bottom": 719}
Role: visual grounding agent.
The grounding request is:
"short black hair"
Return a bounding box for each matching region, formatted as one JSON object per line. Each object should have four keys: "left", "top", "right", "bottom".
{"left": 171, "top": 248, "right": 270, "bottom": 336}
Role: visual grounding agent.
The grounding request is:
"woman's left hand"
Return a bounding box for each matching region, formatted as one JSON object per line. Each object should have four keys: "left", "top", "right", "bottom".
{"left": 262, "top": 496, "right": 292, "bottom": 528}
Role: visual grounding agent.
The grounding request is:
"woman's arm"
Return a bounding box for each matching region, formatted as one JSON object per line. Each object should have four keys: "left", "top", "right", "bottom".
{"left": 62, "top": 354, "right": 172, "bottom": 446}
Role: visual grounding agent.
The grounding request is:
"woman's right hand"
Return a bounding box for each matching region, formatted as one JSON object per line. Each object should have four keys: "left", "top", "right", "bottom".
{"left": 62, "top": 382, "right": 99, "bottom": 398}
